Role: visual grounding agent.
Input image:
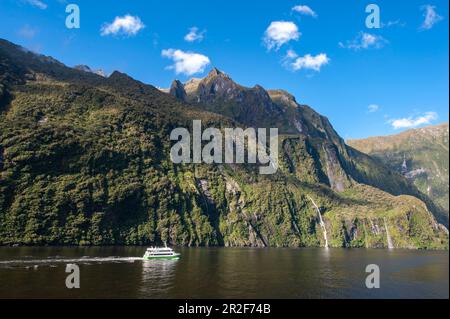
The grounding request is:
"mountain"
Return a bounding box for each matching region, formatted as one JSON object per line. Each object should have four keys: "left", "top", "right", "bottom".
{"left": 166, "top": 68, "right": 300, "bottom": 134}
{"left": 0, "top": 38, "right": 448, "bottom": 248}
{"left": 74, "top": 65, "right": 106, "bottom": 77}
{"left": 348, "top": 123, "right": 449, "bottom": 217}
{"left": 165, "top": 69, "right": 449, "bottom": 225}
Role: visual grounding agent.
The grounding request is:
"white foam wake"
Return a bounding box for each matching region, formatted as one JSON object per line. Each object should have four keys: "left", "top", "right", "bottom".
{"left": 0, "top": 256, "right": 143, "bottom": 265}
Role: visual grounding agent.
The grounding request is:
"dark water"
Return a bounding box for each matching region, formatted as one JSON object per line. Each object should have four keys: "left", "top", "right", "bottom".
{"left": 0, "top": 247, "right": 448, "bottom": 299}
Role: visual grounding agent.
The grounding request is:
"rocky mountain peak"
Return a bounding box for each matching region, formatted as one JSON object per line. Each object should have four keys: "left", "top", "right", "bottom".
{"left": 95, "top": 69, "right": 106, "bottom": 77}
{"left": 169, "top": 79, "right": 187, "bottom": 101}
{"left": 207, "top": 67, "right": 225, "bottom": 78}
{"left": 167, "top": 68, "right": 305, "bottom": 134}
{"left": 2, "top": 37, "right": 448, "bottom": 247}
{"left": 74, "top": 64, "right": 106, "bottom": 77}
{"left": 204, "top": 67, "right": 232, "bottom": 84}
{"left": 267, "top": 90, "right": 298, "bottom": 109}
{"left": 253, "top": 84, "right": 265, "bottom": 91}
{"left": 74, "top": 64, "right": 92, "bottom": 73}
{"left": 107, "top": 70, "right": 148, "bottom": 88}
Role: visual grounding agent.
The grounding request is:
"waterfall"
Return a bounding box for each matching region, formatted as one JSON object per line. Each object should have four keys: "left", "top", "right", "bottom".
{"left": 308, "top": 196, "right": 329, "bottom": 248}
{"left": 363, "top": 222, "right": 369, "bottom": 248}
{"left": 383, "top": 217, "right": 394, "bottom": 249}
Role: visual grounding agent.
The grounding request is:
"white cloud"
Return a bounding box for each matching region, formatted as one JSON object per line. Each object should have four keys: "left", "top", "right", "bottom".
{"left": 162, "top": 49, "right": 210, "bottom": 76}
{"left": 101, "top": 15, "right": 145, "bottom": 37}
{"left": 368, "top": 104, "right": 379, "bottom": 113}
{"left": 420, "top": 5, "right": 443, "bottom": 30}
{"left": 17, "top": 25, "right": 38, "bottom": 39}
{"left": 263, "top": 21, "right": 300, "bottom": 51}
{"left": 339, "top": 32, "right": 387, "bottom": 50}
{"left": 381, "top": 20, "right": 406, "bottom": 28}
{"left": 285, "top": 51, "right": 329, "bottom": 71}
{"left": 292, "top": 5, "right": 317, "bottom": 17}
{"left": 184, "top": 27, "right": 206, "bottom": 42}
{"left": 285, "top": 49, "right": 298, "bottom": 59}
{"left": 24, "top": 0, "right": 47, "bottom": 9}
{"left": 389, "top": 112, "right": 438, "bottom": 129}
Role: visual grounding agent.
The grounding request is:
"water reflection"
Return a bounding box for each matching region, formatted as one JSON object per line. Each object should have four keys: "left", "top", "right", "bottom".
{"left": 0, "top": 247, "right": 447, "bottom": 298}
{"left": 139, "top": 259, "right": 178, "bottom": 298}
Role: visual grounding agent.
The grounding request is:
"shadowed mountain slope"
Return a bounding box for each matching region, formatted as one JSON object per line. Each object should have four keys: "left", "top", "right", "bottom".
{"left": 0, "top": 38, "right": 447, "bottom": 248}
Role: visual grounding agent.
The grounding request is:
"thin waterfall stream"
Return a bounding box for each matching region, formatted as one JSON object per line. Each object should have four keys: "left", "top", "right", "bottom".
{"left": 384, "top": 217, "right": 394, "bottom": 249}
{"left": 308, "top": 196, "right": 329, "bottom": 248}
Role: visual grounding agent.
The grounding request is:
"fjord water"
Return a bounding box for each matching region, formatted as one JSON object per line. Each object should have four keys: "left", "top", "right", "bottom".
{"left": 0, "top": 247, "right": 448, "bottom": 299}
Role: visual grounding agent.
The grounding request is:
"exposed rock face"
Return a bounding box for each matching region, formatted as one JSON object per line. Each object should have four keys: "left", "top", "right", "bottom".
{"left": 163, "top": 68, "right": 448, "bottom": 207}
{"left": 171, "top": 68, "right": 288, "bottom": 129}
{"left": 74, "top": 64, "right": 106, "bottom": 77}
{"left": 267, "top": 89, "right": 298, "bottom": 109}
{"left": 94, "top": 69, "right": 106, "bottom": 77}
{"left": 169, "top": 80, "right": 187, "bottom": 101}
{"left": 0, "top": 38, "right": 447, "bottom": 249}
{"left": 183, "top": 78, "right": 202, "bottom": 95}
{"left": 225, "top": 177, "right": 241, "bottom": 195}
{"left": 348, "top": 122, "right": 449, "bottom": 224}
{"left": 165, "top": 68, "right": 354, "bottom": 193}
{"left": 74, "top": 64, "right": 92, "bottom": 73}
{"left": 322, "top": 143, "right": 350, "bottom": 192}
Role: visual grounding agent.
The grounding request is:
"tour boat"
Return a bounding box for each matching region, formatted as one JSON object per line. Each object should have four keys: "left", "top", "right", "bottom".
{"left": 142, "top": 246, "right": 180, "bottom": 260}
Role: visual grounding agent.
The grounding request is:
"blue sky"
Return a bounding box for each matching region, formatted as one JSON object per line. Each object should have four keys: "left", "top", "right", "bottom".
{"left": 0, "top": 0, "right": 448, "bottom": 139}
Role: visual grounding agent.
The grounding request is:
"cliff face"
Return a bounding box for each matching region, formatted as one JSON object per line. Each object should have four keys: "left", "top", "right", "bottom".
{"left": 166, "top": 68, "right": 448, "bottom": 226}
{"left": 0, "top": 39, "right": 448, "bottom": 248}
{"left": 348, "top": 123, "right": 449, "bottom": 222}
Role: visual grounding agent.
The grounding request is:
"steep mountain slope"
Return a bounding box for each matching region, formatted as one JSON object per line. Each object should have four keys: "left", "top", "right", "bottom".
{"left": 348, "top": 123, "right": 449, "bottom": 216}
{"left": 0, "top": 38, "right": 448, "bottom": 248}
{"left": 166, "top": 69, "right": 448, "bottom": 226}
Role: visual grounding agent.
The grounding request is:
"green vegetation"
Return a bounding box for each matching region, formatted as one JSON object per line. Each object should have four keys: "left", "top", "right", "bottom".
{"left": 348, "top": 123, "right": 449, "bottom": 223}
{"left": 0, "top": 39, "right": 448, "bottom": 248}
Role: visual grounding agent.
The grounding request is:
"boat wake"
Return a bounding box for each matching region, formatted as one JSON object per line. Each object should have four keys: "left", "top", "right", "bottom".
{"left": 0, "top": 256, "right": 143, "bottom": 268}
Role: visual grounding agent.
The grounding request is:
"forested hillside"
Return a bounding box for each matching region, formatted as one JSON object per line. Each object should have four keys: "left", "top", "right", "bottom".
{"left": 0, "top": 39, "right": 448, "bottom": 248}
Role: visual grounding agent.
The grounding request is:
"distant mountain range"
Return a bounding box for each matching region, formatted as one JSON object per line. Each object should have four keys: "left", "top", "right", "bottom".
{"left": 0, "top": 38, "right": 448, "bottom": 248}
{"left": 348, "top": 123, "right": 449, "bottom": 217}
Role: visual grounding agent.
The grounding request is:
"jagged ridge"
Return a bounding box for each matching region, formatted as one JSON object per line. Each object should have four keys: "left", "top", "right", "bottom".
{"left": 0, "top": 39, "right": 448, "bottom": 248}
